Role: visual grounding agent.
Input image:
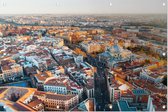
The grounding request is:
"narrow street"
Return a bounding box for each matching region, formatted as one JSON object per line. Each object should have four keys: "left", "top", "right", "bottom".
{"left": 65, "top": 42, "right": 110, "bottom": 111}
{"left": 95, "top": 67, "right": 109, "bottom": 111}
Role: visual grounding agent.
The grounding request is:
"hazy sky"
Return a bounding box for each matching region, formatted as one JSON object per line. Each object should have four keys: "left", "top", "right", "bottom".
{"left": 0, "top": 0, "right": 167, "bottom": 14}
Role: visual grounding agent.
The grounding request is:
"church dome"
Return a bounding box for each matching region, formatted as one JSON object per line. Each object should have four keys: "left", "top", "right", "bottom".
{"left": 109, "top": 44, "right": 122, "bottom": 53}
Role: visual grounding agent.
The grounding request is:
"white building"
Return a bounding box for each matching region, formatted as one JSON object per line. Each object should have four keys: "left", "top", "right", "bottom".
{"left": 40, "top": 37, "right": 64, "bottom": 47}
{"left": 26, "top": 56, "right": 47, "bottom": 71}
{"left": 140, "top": 69, "right": 164, "bottom": 83}
{"left": 44, "top": 77, "right": 83, "bottom": 98}
{"left": 85, "top": 78, "right": 95, "bottom": 98}
{"left": 0, "top": 60, "right": 24, "bottom": 82}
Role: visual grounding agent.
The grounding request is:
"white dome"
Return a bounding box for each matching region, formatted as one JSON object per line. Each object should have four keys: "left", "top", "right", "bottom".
{"left": 119, "top": 84, "right": 129, "bottom": 91}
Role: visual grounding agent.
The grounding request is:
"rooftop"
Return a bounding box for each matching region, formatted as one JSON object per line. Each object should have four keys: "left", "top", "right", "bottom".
{"left": 118, "top": 100, "right": 137, "bottom": 111}
{"left": 132, "top": 89, "right": 149, "bottom": 96}
{"left": 71, "top": 98, "right": 95, "bottom": 111}
{"left": 44, "top": 77, "right": 82, "bottom": 90}
{"left": 27, "top": 99, "right": 43, "bottom": 108}
{"left": 34, "top": 91, "right": 77, "bottom": 101}
{"left": 34, "top": 71, "right": 53, "bottom": 82}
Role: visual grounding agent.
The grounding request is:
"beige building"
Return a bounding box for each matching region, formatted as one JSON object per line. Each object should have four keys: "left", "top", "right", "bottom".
{"left": 80, "top": 41, "right": 102, "bottom": 53}
{"left": 0, "top": 59, "right": 24, "bottom": 82}
{"left": 34, "top": 91, "right": 79, "bottom": 111}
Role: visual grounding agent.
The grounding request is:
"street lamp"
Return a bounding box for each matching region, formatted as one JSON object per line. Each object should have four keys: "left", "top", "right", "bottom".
{"left": 109, "top": 104, "right": 112, "bottom": 110}
{"left": 56, "top": 105, "right": 59, "bottom": 109}
{"left": 162, "top": 105, "right": 166, "bottom": 109}
{"left": 162, "top": 52, "right": 166, "bottom": 56}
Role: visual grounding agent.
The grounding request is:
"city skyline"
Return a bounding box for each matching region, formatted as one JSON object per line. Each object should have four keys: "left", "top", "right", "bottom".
{"left": 0, "top": 0, "right": 167, "bottom": 14}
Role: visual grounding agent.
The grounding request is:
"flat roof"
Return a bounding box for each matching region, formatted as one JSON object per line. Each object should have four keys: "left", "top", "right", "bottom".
{"left": 118, "top": 100, "right": 137, "bottom": 111}
{"left": 132, "top": 89, "right": 149, "bottom": 96}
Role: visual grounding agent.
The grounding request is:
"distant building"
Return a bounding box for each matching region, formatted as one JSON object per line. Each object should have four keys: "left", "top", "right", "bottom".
{"left": 40, "top": 37, "right": 64, "bottom": 47}
{"left": 80, "top": 41, "right": 102, "bottom": 53}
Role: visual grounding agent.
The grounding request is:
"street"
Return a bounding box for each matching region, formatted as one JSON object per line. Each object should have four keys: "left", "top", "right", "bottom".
{"left": 95, "top": 66, "right": 109, "bottom": 111}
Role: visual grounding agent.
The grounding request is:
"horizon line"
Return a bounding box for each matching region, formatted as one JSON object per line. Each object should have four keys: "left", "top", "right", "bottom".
{"left": 0, "top": 13, "right": 167, "bottom": 16}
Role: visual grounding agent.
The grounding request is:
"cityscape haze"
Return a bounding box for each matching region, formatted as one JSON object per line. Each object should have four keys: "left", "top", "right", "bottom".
{"left": 0, "top": 0, "right": 167, "bottom": 14}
